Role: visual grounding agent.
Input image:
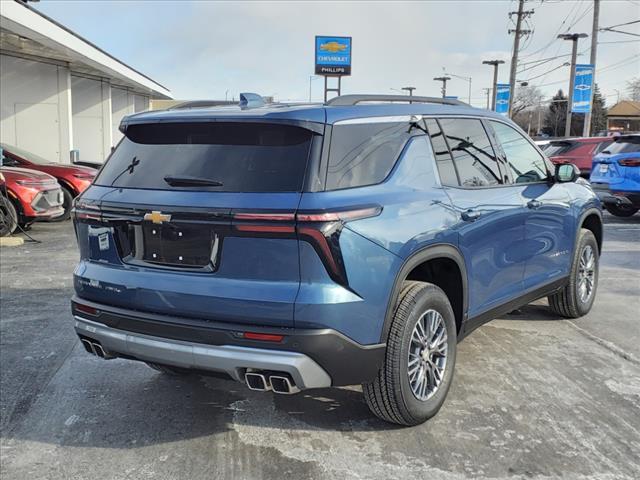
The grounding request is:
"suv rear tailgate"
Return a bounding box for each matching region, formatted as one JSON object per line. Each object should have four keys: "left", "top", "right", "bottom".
{"left": 73, "top": 121, "right": 317, "bottom": 328}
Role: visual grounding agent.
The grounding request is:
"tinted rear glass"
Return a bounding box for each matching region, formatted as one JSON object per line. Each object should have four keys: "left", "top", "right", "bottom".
{"left": 94, "top": 123, "right": 313, "bottom": 192}
{"left": 603, "top": 138, "right": 640, "bottom": 154}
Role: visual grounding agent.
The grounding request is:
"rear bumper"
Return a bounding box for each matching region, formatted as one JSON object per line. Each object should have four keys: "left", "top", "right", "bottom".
{"left": 591, "top": 183, "right": 640, "bottom": 208}
{"left": 71, "top": 296, "right": 386, "bottom": 387}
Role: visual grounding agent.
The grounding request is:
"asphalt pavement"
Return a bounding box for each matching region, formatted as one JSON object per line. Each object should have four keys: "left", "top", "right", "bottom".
{"left": 1, "top": 214, "right": 639, "bottom": 480}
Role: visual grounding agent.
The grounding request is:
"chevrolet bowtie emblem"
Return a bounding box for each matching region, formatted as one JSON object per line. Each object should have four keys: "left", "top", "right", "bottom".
{"left": 144, "top": 211, "right": 171, "bottom": 224}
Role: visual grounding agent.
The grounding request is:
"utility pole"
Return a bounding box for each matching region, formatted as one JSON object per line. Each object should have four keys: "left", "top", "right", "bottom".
{"left": 483, "top": 88, "right": 492, "bottom": 109}
{"left": 433, "top": 76, "right": 451, "bottom": 98}
{"left": 583, "top": 0, "right": 600, "bottom": 137}
{"left": 401, "top": 86, "right": 416, "bottom": 103}
{"left": 483, "top": 59, "right": 505, "bottom": 110}
{"left": 507, "top": 0, "right": 533, "bottom": 118}
{"left": 559, "top": 33, "right": 588, "bottom": 137}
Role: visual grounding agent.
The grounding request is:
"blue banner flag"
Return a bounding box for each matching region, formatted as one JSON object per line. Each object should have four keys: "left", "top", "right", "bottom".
{"left": 572, "top": 64, "right": 594, "bottom": 114}
{"left": 495, "top": 84, "right": 510, "bottom": 114}
{"left": 315, "top": 36, "right": 352, "bottom": 75}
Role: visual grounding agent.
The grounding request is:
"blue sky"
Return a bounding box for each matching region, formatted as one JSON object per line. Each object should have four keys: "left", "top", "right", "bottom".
{"left": 36, "top": 0, "right": 639, "bottom": 106}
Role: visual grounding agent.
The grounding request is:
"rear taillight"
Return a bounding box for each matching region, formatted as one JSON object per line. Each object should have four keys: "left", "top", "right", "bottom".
{"left": 71, "top": 200, "right": 101, "bottom": 221}
{"left": 231, "top": 206, "right": 381, "bottom": 287}
{"left": 618, "top": 158, "right": 640, "bottom": 167}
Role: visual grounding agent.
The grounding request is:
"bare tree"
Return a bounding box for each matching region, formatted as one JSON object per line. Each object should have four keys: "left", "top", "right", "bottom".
{"left": 511, "top": 85, "right": 545, "bottom": 117}
{"left": 626, "top": 77, "right": 640, "bottom": 101}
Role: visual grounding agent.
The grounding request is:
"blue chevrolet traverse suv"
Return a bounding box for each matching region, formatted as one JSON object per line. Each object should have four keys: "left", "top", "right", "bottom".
{"left": 72, "top": 94, "right": 603, "bottom": 426}
{"left": 590, "top": 134, "right": 640, "bottom": 217}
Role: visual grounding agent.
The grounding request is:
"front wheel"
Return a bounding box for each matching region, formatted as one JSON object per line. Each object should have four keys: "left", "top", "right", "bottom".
{"left": 363, "top": 282, "right": 457, "bottom": 426}
{"left": 548, "top": 229, "right": 599, "bottom": 318}
{"left": 606, "top": 204, "right": 638, "bottom": 217}
{"left": 0, "top": 196, "right": 18, "bottom": 237}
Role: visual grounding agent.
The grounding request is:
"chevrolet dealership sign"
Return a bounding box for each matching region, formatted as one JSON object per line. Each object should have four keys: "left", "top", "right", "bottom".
{"left": 315, "top": 36, "right": 352, "bottom": 75}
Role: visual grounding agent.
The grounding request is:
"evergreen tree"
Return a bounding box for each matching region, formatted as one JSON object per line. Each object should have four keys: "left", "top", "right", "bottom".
{"left": 590, "top": 83, "right": 608, "bottom": 134}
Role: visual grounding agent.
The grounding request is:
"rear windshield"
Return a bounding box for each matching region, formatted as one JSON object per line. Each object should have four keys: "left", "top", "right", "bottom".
{"left": 544, "top": 141, "right": 575, "bottom": 156}
{"left": 603, "top": 137, "right": 640, "bottom": 155}
{"left": 94, "top": 122, "right": 313, "bottom": 192}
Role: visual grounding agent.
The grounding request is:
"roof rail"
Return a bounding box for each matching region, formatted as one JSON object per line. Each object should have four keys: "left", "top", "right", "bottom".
{"left": 168, "top": 100, "right": 236, "bottom": 110}
{"left": 326, "top": 94, "right": 466, "bottom": 107}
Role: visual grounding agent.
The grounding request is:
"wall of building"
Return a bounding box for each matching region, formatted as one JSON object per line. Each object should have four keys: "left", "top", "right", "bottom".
{"left": 0, "top": 54, "right": 72, "bottom": 163}
{"left": 1, "top": 54, "right": 152, "bottom": 165}
{"left": 71, "top": 75, "right": 112, "bottom": 162}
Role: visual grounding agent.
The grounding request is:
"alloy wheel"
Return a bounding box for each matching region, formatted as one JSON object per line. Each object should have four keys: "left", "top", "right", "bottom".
{"left": 577, "top": 244, "right": 596, "bottom": 303}
{"left": 408, "top": 309, "right": 448, "bottom": 401}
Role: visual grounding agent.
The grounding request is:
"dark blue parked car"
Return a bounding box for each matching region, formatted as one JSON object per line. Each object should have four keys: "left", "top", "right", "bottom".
{"left": 590, "top": 134, "right": 640, "bottom": 217}
{"left": 71, "top": 94, "right": 603, "bottom": 425}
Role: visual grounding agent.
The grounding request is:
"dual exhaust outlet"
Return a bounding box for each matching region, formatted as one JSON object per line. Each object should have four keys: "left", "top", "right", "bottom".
{"left": 245, "top": 371, "right": 300, "bottom": 394}
{"left": 80, "top": 337, "right": 115, "bottom": 360}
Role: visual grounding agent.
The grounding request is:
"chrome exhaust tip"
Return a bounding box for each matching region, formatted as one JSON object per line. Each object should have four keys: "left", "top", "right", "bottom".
{"left": 80, "top": 339, "right": 95, "bottom": 355}
{"left": 245, "top": 372, "right": 271, "bottom": 391}
{"left": 270, "top": 375, "right": 300, "bottom": 394}
{"left": 93, "top": 343, "right": 106, "bottom": 358}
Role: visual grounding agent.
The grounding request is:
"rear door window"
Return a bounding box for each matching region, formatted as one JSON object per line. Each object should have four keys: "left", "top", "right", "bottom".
{"left": 424, "top": 119, "right": 459, "bottom": 186}
{"left": 325, "top": 121, "right": 411, "bottom": 190}
{"left": 438, "top": 118, "right": 503, "bottom": 187}
{"left": 94, "top": 122, "right": 314, "bottom": 192}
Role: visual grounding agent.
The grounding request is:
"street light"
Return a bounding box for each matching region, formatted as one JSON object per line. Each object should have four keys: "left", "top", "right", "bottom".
{"left": 433, "top": 76, "right": 451, "bottom": 98}
{"left": 558, "top": 33, "right": 588, "bottom": 137}
{"left": 443, "top": 71, "right": 472, "bottom": 104}
{"left": 482, "top": 60, "right": 505, "bottom": 111}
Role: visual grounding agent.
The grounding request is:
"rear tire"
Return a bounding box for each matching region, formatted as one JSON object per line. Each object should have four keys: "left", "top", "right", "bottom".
{"left": 363, "top": 282, "right": 457, "bottom": 426}
{"left": 146, "top": 362, "right": 191, "bottom": 376}
{"left": 606, "top": 204, "right": 638, "bottom": 217}
{"left": 548, "top": 229, "right": 599, "bottom": 318}
{"left": 0, "top": 196, "right": 18, "bottom": 237}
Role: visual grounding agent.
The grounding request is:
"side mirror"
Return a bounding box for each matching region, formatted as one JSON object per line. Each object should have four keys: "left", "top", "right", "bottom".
{"left": 555, "top": 163, "right": 579, "bottom": 183}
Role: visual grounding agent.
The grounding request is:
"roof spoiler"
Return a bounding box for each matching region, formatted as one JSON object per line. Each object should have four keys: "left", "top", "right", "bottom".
{"left": 326, "top": 94, "right": 466, "bottom": 106}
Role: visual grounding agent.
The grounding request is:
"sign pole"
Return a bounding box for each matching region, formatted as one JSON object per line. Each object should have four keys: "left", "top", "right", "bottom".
{"left": 315, "top": 36, "right": 351, "bottom": 103}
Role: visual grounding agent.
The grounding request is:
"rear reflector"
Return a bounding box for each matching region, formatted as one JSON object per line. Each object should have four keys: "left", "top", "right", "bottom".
{"left": 74, "top": 302, "right": 98, "bottom": 316}
{"left": 242, "top": 332, "right": 284, "bottom": 342}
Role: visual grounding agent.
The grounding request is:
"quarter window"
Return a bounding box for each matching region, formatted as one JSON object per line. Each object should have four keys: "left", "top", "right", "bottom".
{"left": 326, "top": 121, "right": 411, "bottom": 190}
{"left": 438, "top": 118, "right": 502, "bottom": 187}
{"left": 490, "top": 121, "right": 548, "bottom": 183}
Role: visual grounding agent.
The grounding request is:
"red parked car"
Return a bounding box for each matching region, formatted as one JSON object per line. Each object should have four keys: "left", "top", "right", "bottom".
{"left": 545, "top": 137, "right": 613, "bottom": 177}
{"left": 0, "top": 143, "right": 96, "bottom": 220}
{"left": 0, "top": 166, "right": 64, "bottom": 236}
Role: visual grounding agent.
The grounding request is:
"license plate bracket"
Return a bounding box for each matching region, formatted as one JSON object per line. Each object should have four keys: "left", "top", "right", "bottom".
{"left": 141, "top": 223, "right": 215, "bottom": 267}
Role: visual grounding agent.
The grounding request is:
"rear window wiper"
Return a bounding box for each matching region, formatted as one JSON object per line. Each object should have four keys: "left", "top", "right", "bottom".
{"left": 163, "top": 175, "right": 223, "bottom": 187}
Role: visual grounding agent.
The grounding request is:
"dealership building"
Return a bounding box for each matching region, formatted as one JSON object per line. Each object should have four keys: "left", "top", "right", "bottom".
{"left": 0, "top": 0, "right": 171, "bottom": 164}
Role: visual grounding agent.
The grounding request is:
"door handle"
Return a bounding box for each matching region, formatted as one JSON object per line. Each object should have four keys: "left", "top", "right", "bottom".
{"left": 461, "top": 210, "right": 482, "bottom": 222}
{"left": 527, "top": 200, "right": 542, "bottom": 209}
